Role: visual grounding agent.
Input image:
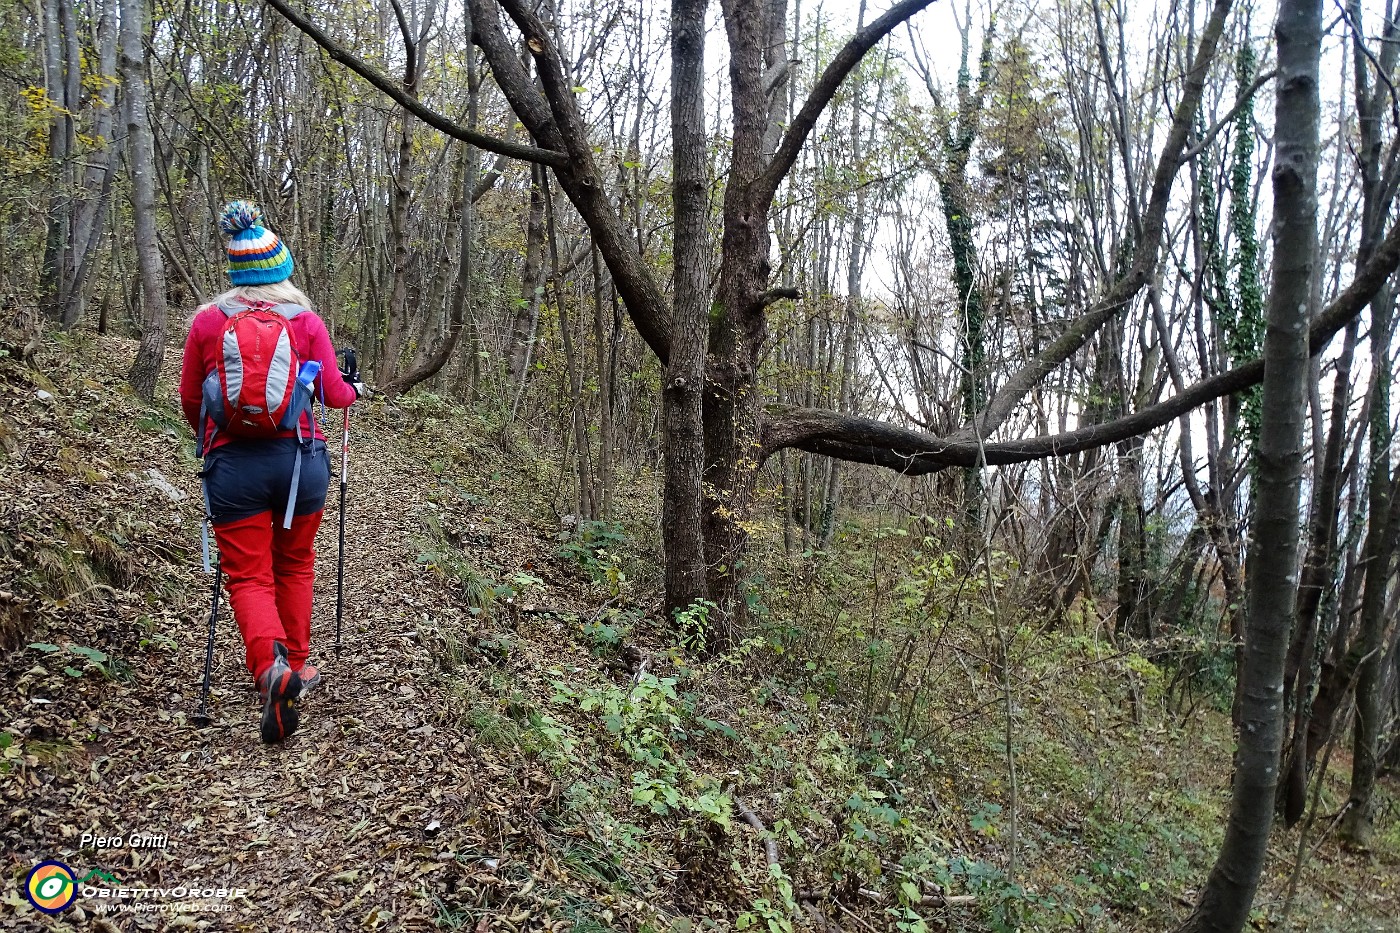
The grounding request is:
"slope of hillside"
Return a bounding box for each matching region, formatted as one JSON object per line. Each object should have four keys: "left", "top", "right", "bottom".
{"left": 2, "top": 333, "right": 1397, "bottom": 933}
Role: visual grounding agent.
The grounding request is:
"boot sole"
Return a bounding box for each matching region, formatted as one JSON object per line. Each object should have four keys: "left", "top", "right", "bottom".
{"left": 260, "top": 667, "right": 303, "bottom": 743}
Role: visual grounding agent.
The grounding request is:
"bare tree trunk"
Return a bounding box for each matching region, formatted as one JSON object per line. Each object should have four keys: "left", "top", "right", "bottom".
{"left": 506, "top": 169, "right": 547, "bottom": 423}
{"left": 1339, "top": 422, "right": 1400, "bottom": 844}
{"left": 701, "top": 0, "right": 777, "bottom": 643}
{"left": 379, "top": 109, "right": 418, "bottom": 381}
{"left": 1337, "top": 0, "right": 1400, "bottom": 841}
{"left": 62, "top": 0, "right": 120, "bottom": 330}
{"left": 820, "top": 0, "right": 874, "bottom": 547}
{"left": 384, "top": 153, "right": 476, "bottom": 398}
{"left": 375, "top": 0, "right": 438, "bottom": 383}
{"left": 1281, "top": 320, "right": 1357, "bottom": 825}
{"left": 507, "top": 173, "right": 547, "bottom": 388}
{"left": 545, "top": 179, "right": 595, "bottom": 521}
{"left": 40, "top": 0, "right": 76, "bottom": 320}
{"left": 591, "top": 247, "right": 615, "bottom": 518}
{"left": 663, "top": 0, "right": 710, "bottom": 623}
{"left": 1176, "top": 0, "right": 1322, "bottom": 928}
{"left": 122, "top": 0, "right": 170, "bottom": 401}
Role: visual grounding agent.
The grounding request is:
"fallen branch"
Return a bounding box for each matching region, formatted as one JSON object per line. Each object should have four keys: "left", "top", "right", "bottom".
{"left": 733, "top": 794, "right": 780, "bottom": 868}
{"left": 860, "top": 886, "right": 977, "bottom": 908}
{"left": 799, "top": 886, "right": 977, "bottom": 908}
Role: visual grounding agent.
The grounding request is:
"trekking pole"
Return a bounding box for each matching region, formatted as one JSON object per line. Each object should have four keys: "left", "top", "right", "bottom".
{"left": 335, "top": 347, "right": 357, "bottom": 659}
{"left": 193, "top": 554, "right": 220, "bottom": 727}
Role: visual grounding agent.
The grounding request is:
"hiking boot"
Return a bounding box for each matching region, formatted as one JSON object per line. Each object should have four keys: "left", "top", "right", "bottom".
{"left": 297, "top": 665, "right": 322, "bottom": 701}
{"left": 257, "top": 642, "right": 302, "bottom": 744}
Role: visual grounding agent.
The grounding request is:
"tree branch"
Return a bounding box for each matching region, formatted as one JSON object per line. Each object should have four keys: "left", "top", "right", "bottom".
{"left": 475, "top": 0, "right": 674, "bottom": 363}
{"left": 1182, "top": 68, "right": 1279, "bottom": 162}
{"left": 759, "top": 286, "right": 801, "bottom": 306}
{"left": 386, "top": 0, "right": 418, "bottom": 87}
{"left": 466, "top": 0, "right": 565, "bottom": 149}
{"left": 472, "top": 151, "right": 513, "bottom": 203}
{"left": 757, "top": 0, "right": 941, "bottom": 206}
{"left": 762, "top": 213, "right": 1400, "bottom": 472}
{"left": 260, "top": 0, "right": 565, "bottom": 166}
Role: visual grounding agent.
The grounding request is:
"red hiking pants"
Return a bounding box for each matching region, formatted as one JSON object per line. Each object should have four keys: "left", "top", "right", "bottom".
{"left": 213, "top": 510, "right": 323, "bottom": 681}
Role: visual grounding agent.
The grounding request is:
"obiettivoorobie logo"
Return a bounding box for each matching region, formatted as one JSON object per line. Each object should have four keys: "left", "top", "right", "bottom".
{"left": 24, "top": 862, "right": 122, "bottom": 914}
{"left": 26, "top": 861, "right": 72, "bottom": 914}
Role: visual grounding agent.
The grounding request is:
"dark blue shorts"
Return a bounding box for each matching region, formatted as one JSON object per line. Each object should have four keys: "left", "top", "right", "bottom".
{"left": 203, "top": 438, "right": 331, "bottom": 525}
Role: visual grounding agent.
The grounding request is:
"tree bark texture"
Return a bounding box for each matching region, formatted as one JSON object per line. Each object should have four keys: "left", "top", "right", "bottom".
{"left": 40, "top": 0, "right": 75, "bottom": 321}
{"left": 121, "top": 0, "right": 170, "bottom": 402}
{"left": 663, "top": 0, "right": 711, "bottom": 623}
{"left": 1176, "top": 0, "right": 1322, "bottom": 929}
{"left": 508, "top": 174, "right": 547, "bottom": 392}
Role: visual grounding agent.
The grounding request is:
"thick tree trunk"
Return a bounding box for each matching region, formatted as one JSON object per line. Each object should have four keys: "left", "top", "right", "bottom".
{"left": 121, "top": 0, "right": 170, "bottom": 401}
{"left": 1176, "top": 0, "right": 1322, "bottom": 929}
{"left": 662, "top": 0, "right": 710, "bottom": 626}
{"left": 702, "top": 0, "right": 774, "bottom": 645}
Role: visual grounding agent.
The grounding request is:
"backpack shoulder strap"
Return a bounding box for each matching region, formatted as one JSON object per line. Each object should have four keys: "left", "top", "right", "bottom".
{"left": 268, "top": 303, "right": 306, "bottom": 319}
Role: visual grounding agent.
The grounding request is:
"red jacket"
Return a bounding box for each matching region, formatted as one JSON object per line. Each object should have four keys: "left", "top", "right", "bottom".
{"left": 179, "top": 299, "right": 357, "bottom": 452}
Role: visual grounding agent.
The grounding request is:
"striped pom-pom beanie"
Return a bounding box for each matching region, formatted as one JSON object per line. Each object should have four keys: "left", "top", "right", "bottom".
{"left": 219, "top": 200, "right": 295, "bottom": 285}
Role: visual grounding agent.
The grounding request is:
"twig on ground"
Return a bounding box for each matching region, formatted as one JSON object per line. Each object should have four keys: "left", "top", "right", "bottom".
{"left": 832, "top": 898, "right": 882, "bottom": 933}
{"left": 858, "top": 886, "right": 977, "bottom": 908}
{"left": 625, "top": 658, "right": 650, "bottom": 701}
{"left": 733, "top": 793, "right": 780, "bottom": 867}
{"left": 801, "top": 886, "right": 977, "bottom": 909}
{"left": 920, "top": 893, "right": 977, "bottom": 907}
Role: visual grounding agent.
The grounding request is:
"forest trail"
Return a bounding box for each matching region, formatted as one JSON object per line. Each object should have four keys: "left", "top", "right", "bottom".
{"left": 3, "top": 337, "right": 602, "bottom": 932}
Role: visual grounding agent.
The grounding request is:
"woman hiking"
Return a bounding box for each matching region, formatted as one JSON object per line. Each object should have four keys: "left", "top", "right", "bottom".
{"left": 179, "top": 201, "right": 365, "bottom": 743}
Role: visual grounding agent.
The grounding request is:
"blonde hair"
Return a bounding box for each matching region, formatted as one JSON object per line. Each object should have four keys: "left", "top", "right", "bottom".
{"left": 207, "top": 280, "right": 314, "bottom": 311}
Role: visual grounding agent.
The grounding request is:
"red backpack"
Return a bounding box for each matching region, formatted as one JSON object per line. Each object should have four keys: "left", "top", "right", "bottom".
{"left": 197, "top": 300, "right": 318, "bottom": 537}
{"left": 200, "top": 301, "right": 307, "bottom": 439}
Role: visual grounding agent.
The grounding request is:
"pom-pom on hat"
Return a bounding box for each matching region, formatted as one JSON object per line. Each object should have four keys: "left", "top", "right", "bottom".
{"left": 219, "top": 200, "right": 295, "bottom": 285}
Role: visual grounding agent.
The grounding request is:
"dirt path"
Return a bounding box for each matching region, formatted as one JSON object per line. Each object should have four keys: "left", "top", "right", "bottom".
{"left": 3, "top": 348, "right": 586, "bottom": 932}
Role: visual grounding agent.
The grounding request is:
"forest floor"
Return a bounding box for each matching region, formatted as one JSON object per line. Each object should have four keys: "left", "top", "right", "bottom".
{"left": 2, "top": 332, "right": 1398, "bottom": 933}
